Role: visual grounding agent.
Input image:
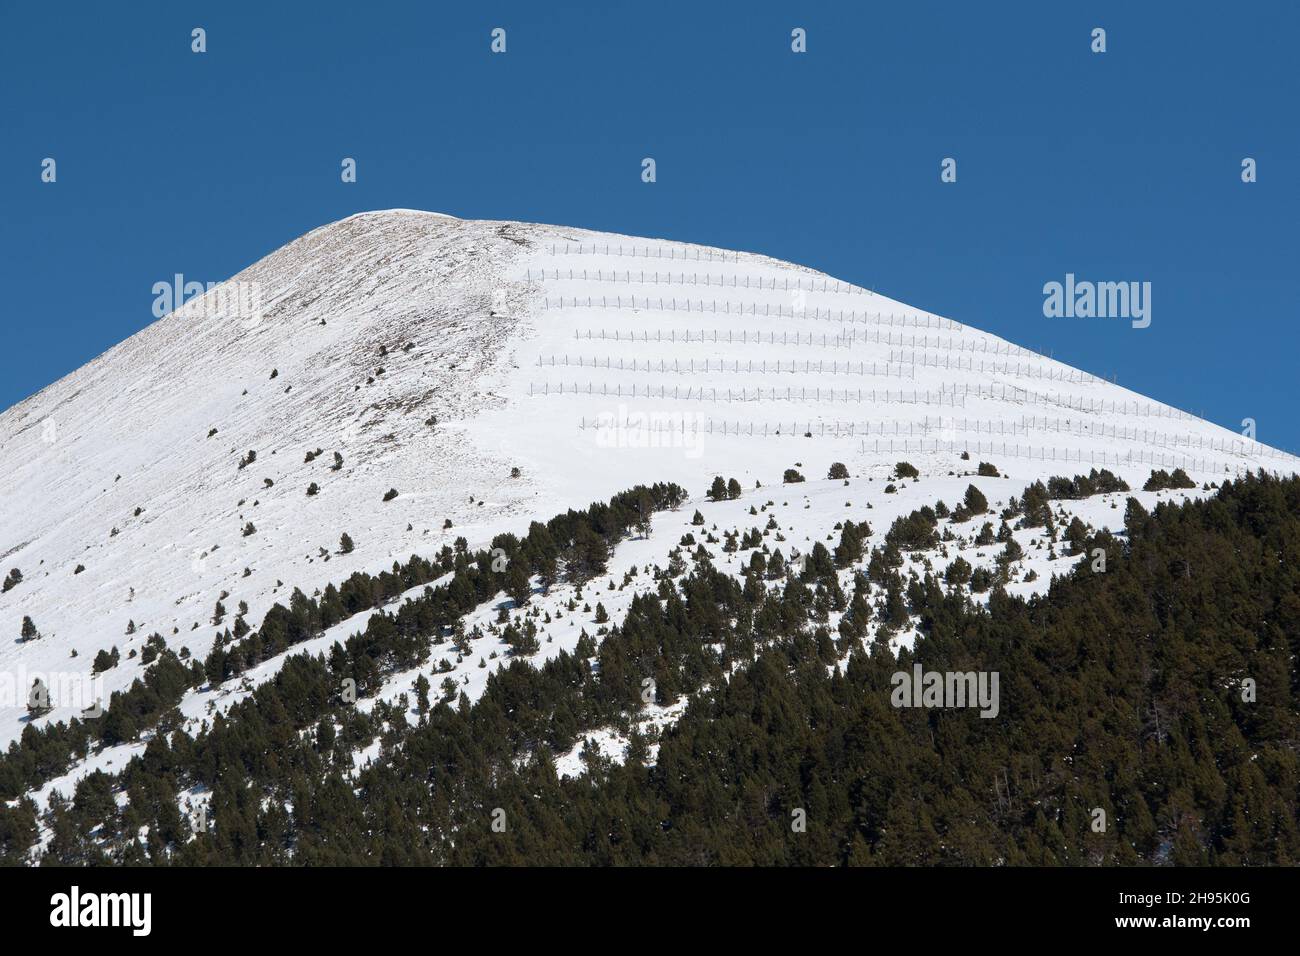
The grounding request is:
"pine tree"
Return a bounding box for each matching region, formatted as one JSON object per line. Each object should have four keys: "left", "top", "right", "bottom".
{"left": 92, "top": 646, "right": 121, "bottom": 674}
{"left": 505, "top": 562, "right": 531, "bottom": 607}
{"left": 834, "top": 522, "right": 864, "bottom": 568}
{"left": 945, "top": 557, "right": 972, "bottom": 586}
{"left": 414, "top": 673, "right": 431, "bottom": 715}
{"left": 567, "top": 524, "right": 608, "bottom": 582}
{"left": 964, "top": 484, "right": 988, "bottom": 515}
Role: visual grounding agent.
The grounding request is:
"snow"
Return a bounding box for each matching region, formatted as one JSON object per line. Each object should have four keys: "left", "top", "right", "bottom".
{"left": 2, "top": 208, "right": 1295, "bottom": 803}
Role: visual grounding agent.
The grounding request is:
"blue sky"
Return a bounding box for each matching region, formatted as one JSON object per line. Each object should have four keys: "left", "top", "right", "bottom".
{"left": 3, "top": 1, "right": 1296, "bottom": 450}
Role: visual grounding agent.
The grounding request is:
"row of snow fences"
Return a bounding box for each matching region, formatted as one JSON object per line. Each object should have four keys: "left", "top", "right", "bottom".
{"left": 532, "top": 382, "right": 965, "bottom": 405}
{"left": 542, "top": 297, "right": 963, "bottom": 331}
{"left": 568, "top": 324, "right": 1038, "bottom": 359}
{"left": 527, "top": 379, "right": 1204, "bottom": 423}
{"left": 539, "top": 355, "right": 919, "bottom": 380}
{"left": 529, "top": 266, "right": 876, "bottom": 298}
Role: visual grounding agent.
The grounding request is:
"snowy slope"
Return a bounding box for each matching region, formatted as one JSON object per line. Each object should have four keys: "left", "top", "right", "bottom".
{"left": 2, "top": 208, "right": 1296, "bottom": 757}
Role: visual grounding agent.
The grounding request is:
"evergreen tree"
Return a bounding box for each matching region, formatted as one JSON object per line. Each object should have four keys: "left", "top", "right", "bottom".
{"left": 414, "top": 674, "right": 431, "bottom": 715}
{"left": 505, "top": 562, "right": 531, "bottom": 607}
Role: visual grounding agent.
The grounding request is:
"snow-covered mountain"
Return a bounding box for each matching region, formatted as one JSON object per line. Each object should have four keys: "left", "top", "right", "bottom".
{"left": 2, "top": 208, "right": 1295, "bottom": 770}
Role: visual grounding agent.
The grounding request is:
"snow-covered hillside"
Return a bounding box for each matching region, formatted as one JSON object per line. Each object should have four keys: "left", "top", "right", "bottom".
{"left": 2, "top": 208, "right": 1295, "bottom": 761}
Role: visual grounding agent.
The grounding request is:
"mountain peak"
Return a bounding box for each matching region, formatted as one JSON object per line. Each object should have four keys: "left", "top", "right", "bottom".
{"left": 1, "top": 215, "right": 1295, "bottom": 748}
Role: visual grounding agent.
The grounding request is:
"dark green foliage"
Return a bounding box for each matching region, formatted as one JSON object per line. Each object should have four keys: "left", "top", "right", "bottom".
{"left": 9, "top": 474, "right": 1300, "bottom": 868}
{"left": 0, "top": 482, "right": 685, "bottom": 809}
{"left": 885, "top": 508, "right": 939, "bottom": 552}
{"left": 504, "top": 620, "right": 541, "bottom": 657}
{"left": 833, "top": 520, "right": 870, "bottom": 568}
{"left": 828, "top": 462, "right": 850, "bottom": 480}
{"left": 1144, "top": 468, "right": 1196, "bottom": 492}
{"left": 505, "top": 562, "right": 531, "bottom": 607}
{"left": 140, "top": 633, "right": 166, "bottom": 665}
{"left": 1045, "top": 469, "right": 1129, "bottom": 499}
{"left": 567, "top": 525, "right": 609, "bottom": 582}
{"left": 91, "top": 647, "right": 121, "bottom": 674}
{"left": 944, "top": 557, "right": 972, "bottom": 586}
{"left": 963, "top": 484, "right": 989, "bottom": 515}
{"left": 894, "top": 461, "right": 919, "bottom": 479}
{"left": 0, "top": 798, "right": 37, "bottom": 864}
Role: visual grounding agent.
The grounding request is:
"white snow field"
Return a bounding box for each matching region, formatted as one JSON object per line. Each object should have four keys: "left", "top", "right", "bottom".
{"left": 2, "top": 209, "right": 1296, "bottom": 799}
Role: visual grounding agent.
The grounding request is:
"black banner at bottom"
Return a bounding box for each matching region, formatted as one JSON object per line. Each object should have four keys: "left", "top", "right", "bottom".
{"left": 0, "top": 865, "right": 1285, "bottom": 943}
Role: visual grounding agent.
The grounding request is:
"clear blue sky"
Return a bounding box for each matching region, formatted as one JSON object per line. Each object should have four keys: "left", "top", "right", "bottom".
{"left": 3, "top": 2, "right": 1296, "bottom": 449}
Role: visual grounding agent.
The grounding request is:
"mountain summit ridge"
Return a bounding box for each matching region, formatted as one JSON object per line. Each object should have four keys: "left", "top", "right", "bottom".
{"left": 1, "top": 209, "right": 1294, "bottom": 749}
